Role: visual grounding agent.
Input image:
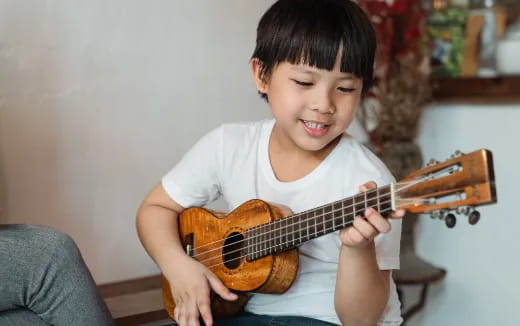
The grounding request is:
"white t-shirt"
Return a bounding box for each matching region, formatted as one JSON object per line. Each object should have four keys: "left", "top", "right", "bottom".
{"left": 162, "top": 119, "right": 403, "bottom": 325}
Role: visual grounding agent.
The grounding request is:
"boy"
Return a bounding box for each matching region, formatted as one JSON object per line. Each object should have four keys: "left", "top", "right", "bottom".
{"left": 137, "top": 0, "right": 404, "bottom": 325}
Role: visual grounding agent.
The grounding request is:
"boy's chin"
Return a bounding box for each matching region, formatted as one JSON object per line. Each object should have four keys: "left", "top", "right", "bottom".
{"left": 296, "top": 137, "right": 337, "bottom": 153}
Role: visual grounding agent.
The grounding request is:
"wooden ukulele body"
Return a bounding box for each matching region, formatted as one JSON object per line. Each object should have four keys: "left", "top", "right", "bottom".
{"left": 162, "top": 199, "right": 299, "bottom": 319}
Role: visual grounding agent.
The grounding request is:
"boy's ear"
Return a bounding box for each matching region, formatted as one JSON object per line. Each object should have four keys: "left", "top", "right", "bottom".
{"left": 250, "top": 58, "right": 268, "bottom": 94}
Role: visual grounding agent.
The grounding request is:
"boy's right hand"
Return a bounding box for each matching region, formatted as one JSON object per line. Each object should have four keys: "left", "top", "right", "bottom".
{"left": 167, "top": 254, "right": 238, "bottom": 326}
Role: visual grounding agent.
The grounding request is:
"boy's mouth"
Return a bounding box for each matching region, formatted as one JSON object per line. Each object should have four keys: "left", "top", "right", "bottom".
{"left": 300, "top": 119, "right": 330, "bottom": 136}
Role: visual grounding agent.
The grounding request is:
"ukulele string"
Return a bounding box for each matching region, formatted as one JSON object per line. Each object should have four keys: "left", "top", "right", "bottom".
{"left": 196, "top": 197, "right": 395, "bottom": 266}
{"left": 205, "top": 205, "right": 398, "bottom": 270}
{"left": 190, "top": 186, "right": 384, "bottom": 259}
{"left": 190, "top": 179, "right": 426, "bottom": 263}
{"left": 189, "top": 186, "right": 385, "bottom": 257}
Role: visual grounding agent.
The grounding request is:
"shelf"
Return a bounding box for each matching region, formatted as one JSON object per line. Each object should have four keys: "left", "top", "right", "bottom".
{"left": 431, "top": 76, "right": 520, "bottom": 103}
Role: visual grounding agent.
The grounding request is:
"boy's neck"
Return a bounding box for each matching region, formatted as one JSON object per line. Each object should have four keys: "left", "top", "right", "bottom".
{"left": 268, "top": 123, "right": 342, "bottom": 182}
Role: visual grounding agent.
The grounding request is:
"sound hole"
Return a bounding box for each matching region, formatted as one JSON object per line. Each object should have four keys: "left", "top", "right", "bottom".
{"left": 223, "top": 232, "right": 244, "bottom": 269}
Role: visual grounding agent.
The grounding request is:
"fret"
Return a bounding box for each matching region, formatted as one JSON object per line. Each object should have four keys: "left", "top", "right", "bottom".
{"left": 324, "top": 205, "right": 332, "bottom": 231}
{"left": 287, "top": 218, "right": 292, "bottom": 248}
{"left": 251, "top": 227, "right": 255, "bottom": 260}
{"left": 377, "top": 187, "right": 380, "bottom": 212}
{"left": 352, "top": 195, "right": 356, "bottom": 219}
{"left": 293, "top": 215, "right": 297, "bottom": 247}
{"left": 313, "top": 210, "right": 317, "bottom": 237}
{"left": 262, "top": 224, "right": 266, "bottom": 257}
{"left": 298, "top": 214, "right": 302, "bottom": 243}
{"left": 271, "top": 223, "right": 276, "bottom": 252}
{"left": 305, "top": 213, "right": 311, "bottom": 240}
{"left": 281, "top": 218, "right": 286, "bottom": 249}
{"left": 332, "top": 202, "right": 342, "bottom": 229}
{"left": 341, "top": 200, "right": 345, "bottom": 227}
{"left": 290, "top": 215, "right": 295, "bottom": 247}
{"left": 246, "top": 230, "right": 251, "bottom": 260}
{"left": 364, "top": 190, "right": 368, "bottom": 214}
{"left": 304, "top": 212, "right": 310, "bottom": 241}
{"left": 307, "top": 211, "right": 315, "bottom": 241}
{"left": 320, "top": 207, "right": 325, "bottom": 232}
{"left": 253, "top": 227, "right": 258, "bottom": 260}
{"left": 258, "top": 225, "right": 262, "bottom": 258}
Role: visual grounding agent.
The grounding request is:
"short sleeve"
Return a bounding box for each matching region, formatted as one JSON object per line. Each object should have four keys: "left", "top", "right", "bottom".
{"left": 374, "top": 172, "right": 402, "bottom": 270}
{"left": 161, "top": 126, "right": 223, "bottom": 208}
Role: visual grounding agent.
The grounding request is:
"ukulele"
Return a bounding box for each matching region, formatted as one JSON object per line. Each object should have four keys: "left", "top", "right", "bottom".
{"left": 162, "top": 148, "right": 497, "bottom": 319}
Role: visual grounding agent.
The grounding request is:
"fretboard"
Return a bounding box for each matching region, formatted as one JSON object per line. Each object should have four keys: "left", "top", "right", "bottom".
{"left": 246, "top": 185, "right": 393, "bottom": 261}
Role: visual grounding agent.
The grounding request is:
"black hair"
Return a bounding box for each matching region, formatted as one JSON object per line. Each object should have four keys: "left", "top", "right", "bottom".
{"left": 251, "top": 0, "right": 376, "bottom": 100}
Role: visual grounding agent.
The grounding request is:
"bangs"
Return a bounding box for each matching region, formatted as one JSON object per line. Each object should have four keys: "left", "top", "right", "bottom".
{"left": 252, "top": 0, "right": 376, "bottom": 91}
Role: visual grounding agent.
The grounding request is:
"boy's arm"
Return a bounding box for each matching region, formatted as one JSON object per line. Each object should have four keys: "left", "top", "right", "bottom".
{"left": 136, "top": 183, "right": 186, "bottom": 274}
{"left": 334, "top": 181, "right": 403, "bottom": 326}
{"left": 136, "top": 183, "right": 237, "bottom": 326}
{"left": 335, "top": 244, "right": 391, "bottom": 326}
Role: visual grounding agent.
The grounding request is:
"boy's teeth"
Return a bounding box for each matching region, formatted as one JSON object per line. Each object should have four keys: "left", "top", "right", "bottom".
{"left": 303, "top": 120, "right": 325, "bottom": 130}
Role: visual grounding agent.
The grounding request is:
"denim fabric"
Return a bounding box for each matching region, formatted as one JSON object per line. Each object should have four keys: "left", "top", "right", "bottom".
{"left": 215, "top": 312, "right": 339, "bottom": 326}
{"left": 162, "top": 311, "right": 339, "bottom": 326}
{"left": 0, "top": 224, "right": 114, "bottom": 325}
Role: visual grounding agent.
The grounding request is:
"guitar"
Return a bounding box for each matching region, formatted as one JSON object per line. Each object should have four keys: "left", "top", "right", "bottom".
{"left": 162, "top": 148, "right": 497, "bottom": 319}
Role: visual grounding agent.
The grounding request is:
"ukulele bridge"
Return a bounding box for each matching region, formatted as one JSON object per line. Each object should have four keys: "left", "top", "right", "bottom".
{"left": 184, "top": 233, "right": 194, "bottom": 257}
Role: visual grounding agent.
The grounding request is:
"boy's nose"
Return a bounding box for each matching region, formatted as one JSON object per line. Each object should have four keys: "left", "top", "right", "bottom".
{"left": 311, "top": 92, "right": 335, "bottom": 114}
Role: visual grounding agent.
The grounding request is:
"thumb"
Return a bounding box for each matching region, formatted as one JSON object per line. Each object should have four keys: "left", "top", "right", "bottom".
{"left": 206, "top": 273, "right": 238, "bottom": 301}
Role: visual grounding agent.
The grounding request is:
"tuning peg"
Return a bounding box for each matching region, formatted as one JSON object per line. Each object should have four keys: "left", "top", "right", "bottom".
{"left": 445, "top": 213, "right": 457, "bottom": 228}
{"left": 456, "top": 206, "right": 468, "bottom": 215}
{"left": 451, "top": 150, "right": 465, "bottom": 158}
{"left": 430, "top": 210, "right": 441, "bottom": 219}
{"left": 427, "top": 158, "right": 439, "bottom": 166}
{"left": 468, "top": 210, "right": 481, "bottom": 225}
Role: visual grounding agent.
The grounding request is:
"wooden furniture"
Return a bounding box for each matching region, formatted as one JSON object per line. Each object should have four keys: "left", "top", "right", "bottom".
{"left": 98, "top": 275, "right": 169, "bottom": 326}
{"left": 394, "top": 257, "right": 447, "bottom": 325}
{"left": 432, "top": 76, "right": 520, "bottom": 103}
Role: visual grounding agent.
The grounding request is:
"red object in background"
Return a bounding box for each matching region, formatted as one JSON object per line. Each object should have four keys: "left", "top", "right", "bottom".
{"left": 359, "top": 0, "right": 427, "bottom": 80}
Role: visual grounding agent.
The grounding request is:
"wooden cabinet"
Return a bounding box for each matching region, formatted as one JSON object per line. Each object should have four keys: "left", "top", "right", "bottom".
{"left": 431, "top": 76, "right": 520, "bottom": 103}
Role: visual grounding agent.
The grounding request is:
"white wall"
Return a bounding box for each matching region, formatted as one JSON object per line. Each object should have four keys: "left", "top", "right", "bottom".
{"left": 0, "top": 0, "right": 274, "bottom": 283}
{"left": 0, "top": 1, "right": 518, "bottom": 325}
{"left": 405, "top": 103, "right": 520, "bottom": 326}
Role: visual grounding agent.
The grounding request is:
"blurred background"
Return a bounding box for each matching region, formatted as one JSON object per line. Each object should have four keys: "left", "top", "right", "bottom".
{"left": 0, "top": 0, "right": 519, "bottom": 325}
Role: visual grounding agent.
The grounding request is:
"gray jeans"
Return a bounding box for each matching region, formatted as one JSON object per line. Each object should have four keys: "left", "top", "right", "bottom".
{"left": 0, "top": 224, "right": 114, "bottom": 325}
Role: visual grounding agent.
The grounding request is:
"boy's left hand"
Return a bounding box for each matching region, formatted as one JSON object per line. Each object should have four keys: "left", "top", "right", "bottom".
{"left": 339, "top": 181, "right": 405, "bottom": 248}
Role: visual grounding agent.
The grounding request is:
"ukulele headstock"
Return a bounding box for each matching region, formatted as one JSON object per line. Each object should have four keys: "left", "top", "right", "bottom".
{"left": 395, "top": 149, "right": 497, "bottom": 227}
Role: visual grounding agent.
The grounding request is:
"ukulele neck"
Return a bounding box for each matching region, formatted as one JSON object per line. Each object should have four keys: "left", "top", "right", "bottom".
{"left": 246, "top": 185, "right": 394, "bottom": 261}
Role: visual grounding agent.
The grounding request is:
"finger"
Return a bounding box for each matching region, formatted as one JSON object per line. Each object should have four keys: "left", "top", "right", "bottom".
{"left": 353, "top": 215, "right": 378, "bottom": 239}
{"left": 348, "top": 225, "right": 367, "bottom": 244}
{"left": 197, "top": 295, "right": 213, "bottom": 326}
{"left": 177, "top": 305, "right": 188, "bottom": 326}
{"left": 173, "top": 306, "right": 180, "bottom": 323}
{"left": 185, "top": 296, "right": 200, "bottom": 326}
{"left": 364, "top": 208, "right": 391, "bottom": 233}
{"left": 207, "top": 273, "right": 238, "bottom": 301}
{"left": 359, "top": 181, "right": 377, "bottom": 192}
{"left": 339, "top": 228, "right": 355, "bottom": 246}
{"left": 390, "top": 209, "right": 406, "bottom": 219}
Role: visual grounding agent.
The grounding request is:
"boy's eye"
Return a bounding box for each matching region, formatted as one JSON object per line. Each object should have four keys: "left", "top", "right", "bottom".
{"left": 292, "top": 79, "right": 313, "bottom": 87}
{"left": 338, "top": 87, "right": 356, "bottom": 93}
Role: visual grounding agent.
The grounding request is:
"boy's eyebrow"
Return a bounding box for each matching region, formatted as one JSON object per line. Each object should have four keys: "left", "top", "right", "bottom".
{"left": 290, "top": 66, "right": 356, "bottom": 80}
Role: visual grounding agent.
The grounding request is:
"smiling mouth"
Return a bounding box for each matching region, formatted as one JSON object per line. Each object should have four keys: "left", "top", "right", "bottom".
{"left": 301, "top": 120, "right": 329, "bottom": 130}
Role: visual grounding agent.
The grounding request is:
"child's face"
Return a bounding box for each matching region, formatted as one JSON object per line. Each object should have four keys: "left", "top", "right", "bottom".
{"left": 252, "top": 53, "right": 362, "bottom": 154}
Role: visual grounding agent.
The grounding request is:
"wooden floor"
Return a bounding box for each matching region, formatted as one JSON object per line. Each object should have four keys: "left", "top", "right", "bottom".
{"left": 98, "top": 275, "right": 173, "bottom": 326}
